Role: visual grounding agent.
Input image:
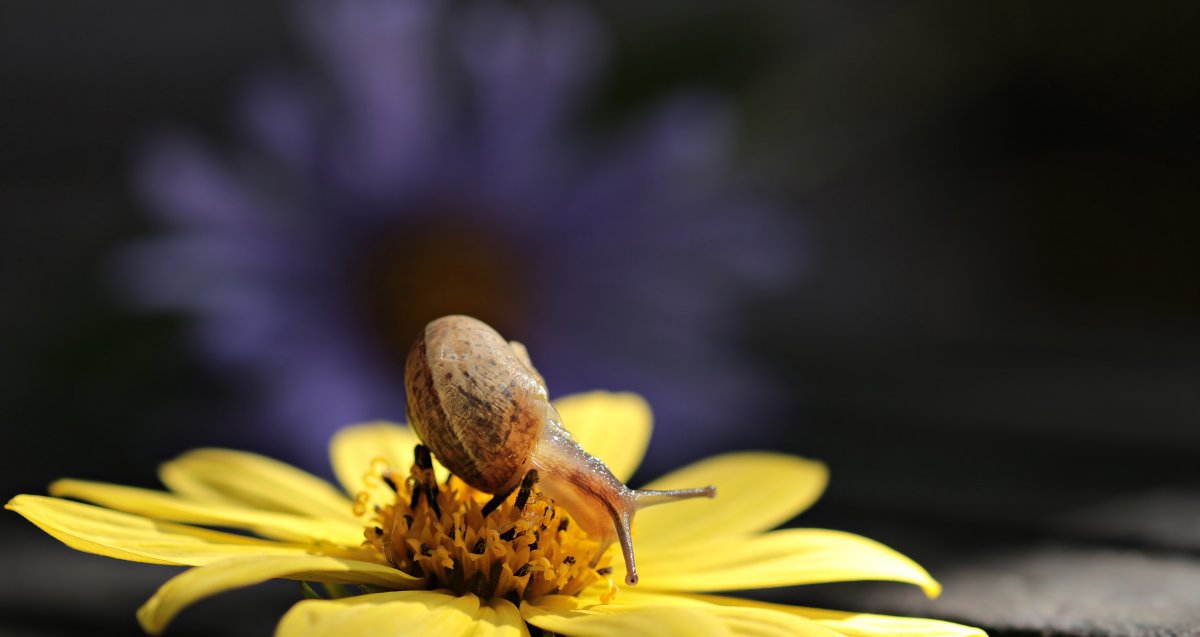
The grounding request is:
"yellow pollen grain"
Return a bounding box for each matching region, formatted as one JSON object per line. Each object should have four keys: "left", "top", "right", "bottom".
{"left": 358, "top": 455, "right": 616, "bottom": 602}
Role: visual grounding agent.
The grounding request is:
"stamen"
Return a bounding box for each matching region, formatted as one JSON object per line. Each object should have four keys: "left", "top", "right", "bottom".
{"left": 409, "top": 445, "right": 443, "bottom": 518}
{"left": 480, "top": 485, "right": 514, "bottom": 517}
{"left": 514, "top": 469, "right": 538, "bottom": 511}
{"left": 352, "top": 491, "right": 370, "bottom": 517}
{"left": 361, "top": 457, "right": 391, "bottom": 489}
{"left": 361, "top": 447, "right": 613, "bottom": 601}
{"left": 413, "top": 445, "right": 433, "bottom": 470}
{"left": 424, "top": 483, "right": 441, "bottom": 518}
{"left": 409, "top": 482, "right": 423, "bottom": 510}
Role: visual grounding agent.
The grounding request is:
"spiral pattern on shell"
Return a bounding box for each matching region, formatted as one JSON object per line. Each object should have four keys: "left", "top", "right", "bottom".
{"left": 404, "top": 315, "right": 547, "bottom": 493}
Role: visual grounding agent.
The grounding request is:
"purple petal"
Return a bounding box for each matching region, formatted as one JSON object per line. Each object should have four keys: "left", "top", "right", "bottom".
{"left": 135, "top": 135, "right": 276, "bottom": 232}
{"left": 236, "top": 69, "right": 323, "bottom": 174}
{"left": 298, "top": 0, "right": 446, "bottom": 201}
{"left": 457, "top": 2, "right": 606, "bottom": 170}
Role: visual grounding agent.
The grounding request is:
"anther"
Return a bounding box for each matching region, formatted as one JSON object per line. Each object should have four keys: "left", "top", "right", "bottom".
{"left": 514, "top": 469, "right": 539, "bottom": 511}
{"left": 414, "top": 445, "right": 433, "bottom": 470}
{"left": 514, "top": 563, "right": 531, "bottom": 577}
{"left": 596, "top": 567, "right": 613, "bottom": 576}
{"left": 485, "top": 560, "right": 504, "bottom": 599}
{"left": 481, "top": 482, "right": 517, "bottom": 517}
{"left": 498, "top": 526, "right": 517, "bottom": 542}
{"left": 419, "top": 543, "right": 433, "bottom": 557}
{"left": 558, "top": 519, "right": 569, "bottom": 532}
{"left": 467, "top": 572, "right": 487, "bottom": 597}
{"left": 471, "top": 538, "right": 487, "bottom": 554}
{"left": 563, "top": 556, "right": 576, "bottom": 565}
{"left": 373, "top": 526, "right": 383, "bottom": 537}
{"left": 382, "top": 474, "right": 398, "bottom": 492}
{"left": 424, "top": 483, "right": 441, "bottom": 518}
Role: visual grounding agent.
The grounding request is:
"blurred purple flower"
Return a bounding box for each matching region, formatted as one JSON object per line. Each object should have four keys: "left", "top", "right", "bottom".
{"left": 125, "top": 0, "right": 799, "bottom": 472}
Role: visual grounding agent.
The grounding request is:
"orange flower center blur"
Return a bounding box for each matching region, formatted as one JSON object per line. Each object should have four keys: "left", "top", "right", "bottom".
{"left": 364, "top": 216, "right": 528, "bottom": 361}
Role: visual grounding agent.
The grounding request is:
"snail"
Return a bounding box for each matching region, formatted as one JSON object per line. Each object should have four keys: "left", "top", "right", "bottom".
{"left": 404, "top": 315, "right": 715, "bottom": 585}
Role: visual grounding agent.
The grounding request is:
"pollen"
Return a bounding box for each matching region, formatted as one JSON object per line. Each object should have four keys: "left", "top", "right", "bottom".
{"left": 358, "top": 446, "right": 615, "bottom": 602}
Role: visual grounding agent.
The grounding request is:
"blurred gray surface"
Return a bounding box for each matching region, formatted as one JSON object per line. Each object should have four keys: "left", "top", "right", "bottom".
{"left": 808, "top": 541, "right": 1200, "bottom": 637}
{"left": 788, "top": 488, "right": 1200, "bottom": 637}
{"left": 899, "top": 547, "right": 1200, "bottom": 637}
{"left": 1053, "top": 489, "right": 1200, "bottom": 553}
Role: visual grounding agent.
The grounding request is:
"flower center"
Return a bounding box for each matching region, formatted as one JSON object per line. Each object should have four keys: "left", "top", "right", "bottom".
{"left": 360, "top": 216, "right": 528, "bottom": 365}
{"left": 358, "top": 446, "right": 615, "bottom": 602}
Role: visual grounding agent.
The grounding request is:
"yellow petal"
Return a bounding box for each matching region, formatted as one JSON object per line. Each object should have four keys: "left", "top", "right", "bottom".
{"left": 470, "top": 597, "right": 530, "bottom": 637}
{"left": 807, "top": 609, "right": 986, "bottom": 637}
{"left": 522, "top": 596, "right": 730, "bottom": 637}
{"left": 553, "top": 392, "right": 652, "bottom": 483}
{"left": 49, "top": 479, "right": 364, "bottom": 547}
{"left": 276, "top": 591, "right": 528, "bottom": 637}
{"left": 634, "top": 452, "right": 827, "bottom": 548}
{"left": 629, "top": 529, "right": 941, "bottom": 597}
{"left": 328, "top": 421, "right": 446, "bottom": 506}
{"left": 137, "top": 555, "right": 422, "bottom": 635}
{"left": 562, "top": 590, "right": 837, "bottom": 637}
{"left": 6, "top": 495, "right": 316, "bottom": 565}
{"left": 159, "top": 448, "right": 356, "bottom": 522}
{"left": 578, "top": 589, "right": 961, "bottom": 637}
{"left": 685, "top": 594, "right": 987, "bottom": 637}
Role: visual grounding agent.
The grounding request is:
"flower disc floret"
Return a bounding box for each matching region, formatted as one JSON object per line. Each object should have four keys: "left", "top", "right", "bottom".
{"left": 359, "top": 446, "right": 614, "bottom": 602}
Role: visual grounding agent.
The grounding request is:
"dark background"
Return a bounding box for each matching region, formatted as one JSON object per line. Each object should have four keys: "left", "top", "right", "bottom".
{"left": 2, "top": 1, "right": 1198, "bottom": 635}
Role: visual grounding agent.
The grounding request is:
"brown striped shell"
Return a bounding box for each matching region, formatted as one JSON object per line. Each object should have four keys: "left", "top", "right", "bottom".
{"left": 403, "top": 314, "right": 717, "bottom": 586}
{"left": 404, "top": 315, "right": 548, "bottom": 493}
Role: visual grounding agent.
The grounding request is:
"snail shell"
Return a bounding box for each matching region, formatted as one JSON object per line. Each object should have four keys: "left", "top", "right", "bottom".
{"left": 404, "top": 315, "right": 715, "bottom": 585}
{"left": 404, "top": 315, "right": 547, "bottom": 493}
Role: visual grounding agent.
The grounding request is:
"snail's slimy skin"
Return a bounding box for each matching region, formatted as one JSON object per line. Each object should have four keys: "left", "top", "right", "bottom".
{"left": 405, "top": 315, "right": 715, "bottom": 585}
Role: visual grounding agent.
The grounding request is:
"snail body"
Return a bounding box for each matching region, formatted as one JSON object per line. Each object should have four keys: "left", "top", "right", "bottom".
{"left": 404, "top": 315, "right": 715, "bottom": 585}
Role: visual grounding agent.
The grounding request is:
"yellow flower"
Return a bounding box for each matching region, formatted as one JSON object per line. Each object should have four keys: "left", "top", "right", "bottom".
{"left": 7, "top": 391, "right": 984, "bottom": 637}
